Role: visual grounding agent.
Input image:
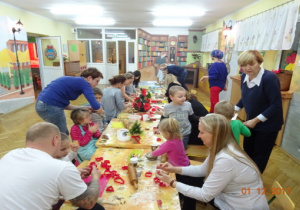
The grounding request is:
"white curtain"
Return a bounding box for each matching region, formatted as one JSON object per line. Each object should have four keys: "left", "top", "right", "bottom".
{"left": 201, "top": 30, "right": 219, "bottom": 52}
{"left": 233, "top": 0, "right": 299, "bottom": 51}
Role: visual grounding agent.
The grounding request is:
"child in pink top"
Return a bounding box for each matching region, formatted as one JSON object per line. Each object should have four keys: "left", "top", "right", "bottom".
{"left": 70, "top": 108, "right": 101, "bottom": 162}
{"left": 148, "top": 118, "right": 193, "bottom": 209}
{"left": 151, "top": 118, "right": 189, "bottom": 167}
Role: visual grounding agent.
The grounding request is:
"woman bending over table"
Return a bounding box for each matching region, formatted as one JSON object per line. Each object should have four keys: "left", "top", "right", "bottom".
{"left": 35, "top": 68, "right": 103, "bottom": 135}
{"left": 156, "top": 114, "right": 268, "bottom": 210}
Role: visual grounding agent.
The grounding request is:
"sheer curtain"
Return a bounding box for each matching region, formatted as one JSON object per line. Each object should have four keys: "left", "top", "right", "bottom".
{"left": 233, "top": 0, "right": 299, "bottom": 51}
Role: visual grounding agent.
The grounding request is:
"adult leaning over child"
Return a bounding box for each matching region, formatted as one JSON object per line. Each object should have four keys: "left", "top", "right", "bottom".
{"left": 0, "top": 122, "right": 104, "bottom": 210}
{"left": 35, "top": 68, "right": 104, "bottom": 135}
{"left": 155, "top": 114, "right": 269, "bottom": 210}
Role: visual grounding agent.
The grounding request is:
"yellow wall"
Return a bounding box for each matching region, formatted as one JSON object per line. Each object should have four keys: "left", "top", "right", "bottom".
{"left": 202, "top": 0, "right": 290, "bottom": 72}
{"left": 0, "top": 2, "right": 75, "bottom": 50}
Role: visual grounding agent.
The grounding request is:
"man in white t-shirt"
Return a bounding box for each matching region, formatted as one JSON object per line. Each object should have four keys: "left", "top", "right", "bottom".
{"left": 0, "top": 122, "right": 104, "bottom": 210}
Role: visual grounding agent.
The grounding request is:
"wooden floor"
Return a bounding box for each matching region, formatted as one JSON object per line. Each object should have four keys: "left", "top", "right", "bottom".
{"left": 0, "top": 85, "right": 299, "bottom": 210}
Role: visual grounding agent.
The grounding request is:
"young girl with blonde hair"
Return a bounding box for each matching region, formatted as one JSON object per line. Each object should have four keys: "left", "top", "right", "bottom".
{"left": 70, "top": 108, "right": 101, "bottom": 162}
{"left": 146, "top": 118, "right": 195, "bottom": 210}
{"left": 156, "top": 114, "right": 268, "bottom": 210}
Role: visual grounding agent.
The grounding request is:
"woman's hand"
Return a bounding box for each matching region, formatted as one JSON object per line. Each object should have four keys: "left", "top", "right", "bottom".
{"left": 124, "top": 102, "right": 133, "bottom": 107}
{"left": 155, "top": 170, "right": 173, "bottom": 185}
{"left": 243, "top": 118, "right": 260, "bottom": 128}
{"left": 156, "top": 162, "right": 176, "bottom": 173}
{"left": 200, "top": 76, "right": 208, "bottom": 82}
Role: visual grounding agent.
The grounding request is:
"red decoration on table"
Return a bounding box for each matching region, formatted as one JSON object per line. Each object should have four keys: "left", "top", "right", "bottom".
{"left": 154, "top": 177, "right": 161, "bottom": 183}
{"left": 145, "top": 171, "right": 153, "bottom": 177}
{"left": 131, "top": 135, "right": 141, "bottom": 144}
{"left": 133, "top": 88, "right": 152, "bottom": 112}
{"left": 159, "top": 182, "right": 167, "bottom": 187}
{"left": 89, "top": 161, "right": 96, "bottom": 166}
{"left": 157, "top": 138, "right": 162, "bottom": 142}
{"left": 95, "top": 157, "right": 103, "bottom": 162}
{"left": 104, "top": 160, "right": 110, "bottom": 164}
{"left": 157, "top": 200, "right": 162, "bottom": 208}
{"left": 153, "top": 177, "right": 167, "bottom": 187}
{"left": 106, "top": 186, "right": 114, "bottom": 192}
{"left": 122, "top": 166, "right": 128, "bottom": 170}
{"left": 114, "top": 175, "right": 125, "bottom": 184}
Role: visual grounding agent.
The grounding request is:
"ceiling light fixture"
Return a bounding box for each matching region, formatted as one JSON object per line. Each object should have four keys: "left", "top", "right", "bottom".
{"left": 75, "top": 18, "right": 115, "bottom": 25}
{"left": 153, "top": 8, "right": 205, "bottom": 17}
{"left": 153, "top": 19, "right": 192, "bottom": 27}
{"left": 50, "top": 5, "right": 102, "bottom": 15}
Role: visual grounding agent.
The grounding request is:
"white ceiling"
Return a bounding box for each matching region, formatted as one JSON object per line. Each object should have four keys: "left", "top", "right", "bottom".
{"left": 1, "top": 0, "right": 259, "bottom": 28}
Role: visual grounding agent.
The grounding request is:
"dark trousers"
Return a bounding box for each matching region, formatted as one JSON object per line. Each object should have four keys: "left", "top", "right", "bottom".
{"left": 243, "top": 129, "right": 278, "bottom": 173}
{"left": 177, "top": 69, "right": 188, "bottom": 90}
{"left": 176, "top": 174, "right": 203, "bottom": 210}
{"left": 77, "top": 203, "right": 105, "bottom": 210}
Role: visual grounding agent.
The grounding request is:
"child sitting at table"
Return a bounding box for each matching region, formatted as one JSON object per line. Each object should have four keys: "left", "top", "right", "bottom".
{"left": 214, "top": 100, "right": 251, "bottom": 144}
{"left": 70, "top": 108, "right": 101, "bottom": 162}
{"left": 102, "top": 75, "right": 132, "bottom": 123}
{"left": 156, "top": 86, "right": 194, "bottom": 149}
{"left": 57, "top": 132, "right": 79, "bottom": 162}
{"left": 132, "top": 70, "right": 141, "bottom": 89}
{"left": 147, "top": 118, "right": 197, "bottom": 210}
{"left": 91, "top": 87, "right": 107, "bottom": 133}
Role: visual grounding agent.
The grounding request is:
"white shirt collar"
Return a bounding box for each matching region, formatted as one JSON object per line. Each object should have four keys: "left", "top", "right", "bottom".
{"left": 243, "top": 68, "right": 264, "bottom": 87}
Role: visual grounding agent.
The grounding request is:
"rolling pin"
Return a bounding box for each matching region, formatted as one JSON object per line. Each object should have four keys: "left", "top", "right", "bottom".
{"left": 128, "top": 164, "right": 138, "bottom": 190}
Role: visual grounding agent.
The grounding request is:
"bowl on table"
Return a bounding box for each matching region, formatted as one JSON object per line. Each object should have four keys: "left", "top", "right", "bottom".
{"left": 128, "top": 114, "right": 142, "bottom": 123}
{"left": 145, "top": 152, "right": 158, "bottom": 161}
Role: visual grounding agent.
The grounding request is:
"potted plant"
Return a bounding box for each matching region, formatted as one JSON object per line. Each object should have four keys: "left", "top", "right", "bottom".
{"left": 191, "top": 53, "right": 201, "bottom": 68}
{"left": 129, "top": 120, "right": 143, "bottom": 144}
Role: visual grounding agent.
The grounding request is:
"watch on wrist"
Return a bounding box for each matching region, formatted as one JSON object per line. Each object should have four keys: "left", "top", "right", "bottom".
{"left": 170, "top": 179, "right": 176, "bottom": 188}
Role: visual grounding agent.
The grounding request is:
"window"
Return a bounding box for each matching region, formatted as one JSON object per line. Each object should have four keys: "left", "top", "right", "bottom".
{"left": 77, "top": 29, "right": 103, "bottom": 39}
{"left": 106, "top": 42, "right": 116, "bottom": 63}
{"left": 105, "top": 29, "right": 136, "bottom": 39}
{"left": 91, "top": 41, "right": 103, "bottom": 63}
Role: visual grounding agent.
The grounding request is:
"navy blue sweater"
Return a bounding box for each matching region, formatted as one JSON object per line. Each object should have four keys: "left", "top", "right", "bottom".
{"left": 208, "top": 62, "right": 228, "bottom": 89}
{"left": 167, "top": 65, "right": 185, "bottom": 77}
{"left": 236, "top": 70, "right": 283, "bottom": 132}
{"left": 38, "top": 76, "right": 100, "bottom": 110}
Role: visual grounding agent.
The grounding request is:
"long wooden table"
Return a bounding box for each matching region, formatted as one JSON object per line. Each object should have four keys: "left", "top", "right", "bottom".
{"left": 95, "top": 113, "right": 165, "bottom": 149}
{"left": 61, "top": 148, "right": 180, "bottom": 210}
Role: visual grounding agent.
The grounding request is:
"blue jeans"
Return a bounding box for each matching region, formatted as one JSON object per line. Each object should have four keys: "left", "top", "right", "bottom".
{"left": 35, "top": 100, "right": 69, "bottom": 135}
{"left": 177, "top": 69, "right": 188, "bottom": 90}
{"left": 182, "top": 135, "right": 189, "bottom": 149}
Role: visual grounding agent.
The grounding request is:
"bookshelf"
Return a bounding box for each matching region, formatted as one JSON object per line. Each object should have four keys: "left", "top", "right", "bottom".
{"left": 176, "top": 35, "right": 188, "bottom": 66}
{"left": 137, "top": 29, "right": 151, "bottom": 69}
{"left": 150, "top": 35, "right": 169, "bottom": 64}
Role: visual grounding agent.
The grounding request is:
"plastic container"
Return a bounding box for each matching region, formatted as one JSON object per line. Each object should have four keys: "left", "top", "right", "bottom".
{"left": 128, "top": 115, "right": 142, "bottom": 123}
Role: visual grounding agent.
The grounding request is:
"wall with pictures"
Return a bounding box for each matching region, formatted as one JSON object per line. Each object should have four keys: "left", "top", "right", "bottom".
{"left": 0, "top": 2, "right": 75, "bottom": 114}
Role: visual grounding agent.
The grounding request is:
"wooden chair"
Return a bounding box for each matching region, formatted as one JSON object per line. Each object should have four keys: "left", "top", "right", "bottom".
{"left": 186, "top": 145, "right": 209, "bottom": 159}
{"left": 268, "top": 181, "right": 295, "bottom": 210}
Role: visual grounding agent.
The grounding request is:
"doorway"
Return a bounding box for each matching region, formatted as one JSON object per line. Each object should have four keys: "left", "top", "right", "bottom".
{"left": 118, "top": 41, "right": 126, "bottom": 74}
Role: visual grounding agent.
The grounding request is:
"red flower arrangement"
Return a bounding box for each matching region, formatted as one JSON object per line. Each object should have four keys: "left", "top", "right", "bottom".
{"left": 132, "top": 88, "right": 152, "bottom": 112}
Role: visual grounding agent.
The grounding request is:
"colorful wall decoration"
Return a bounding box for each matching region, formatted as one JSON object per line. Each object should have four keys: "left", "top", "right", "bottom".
{"left": 0, "top": 16, "right": 34, "bottom": 114}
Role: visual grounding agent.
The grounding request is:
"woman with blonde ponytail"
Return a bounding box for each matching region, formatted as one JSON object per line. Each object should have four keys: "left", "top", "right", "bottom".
{"left": 156, "top": 114, "right": 268, "bottom": 210}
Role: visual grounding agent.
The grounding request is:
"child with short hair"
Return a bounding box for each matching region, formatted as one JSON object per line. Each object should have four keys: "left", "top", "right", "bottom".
{"left": 214, "top": 100, "right": 251, "bottom": 144}
{"left": 70, "top": 108, "right": 101, "bottom": 162}
{"left": 156, "top": 86, "right": 194, "bottom": 149}
{"left": 147, "top": 118, "right": 198, "bottom": 210}
{"left": 102, "top": 75, "right": 132, "bottom": 122}
{"left": 57, "top": 132, "right": 79, "bottom": 162}
{"left": 91, "top": 87, "right": 107, "bottom": 132}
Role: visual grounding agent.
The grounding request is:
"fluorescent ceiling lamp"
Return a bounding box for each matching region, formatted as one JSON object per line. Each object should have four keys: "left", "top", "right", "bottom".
{"left": 153, "top": 19, "right": 192, "bottom": 27}
{"left": 51, "top": 5, "right": 102, "bottom": 15}
{"left": 75, "top": 18, "right": 115, "bottom": 25}
{"left": 153, "top": 8, "right": 204, "bottom": 17}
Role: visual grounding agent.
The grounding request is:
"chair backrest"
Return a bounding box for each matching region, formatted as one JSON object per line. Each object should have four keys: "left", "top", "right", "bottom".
{"left": 271, "top": 181, "right": 295, "bottom": 210}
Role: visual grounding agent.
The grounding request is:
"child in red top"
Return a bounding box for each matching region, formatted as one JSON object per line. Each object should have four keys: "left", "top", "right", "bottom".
{"left": 70, "top": 108, "right": 101, "bottom": 162}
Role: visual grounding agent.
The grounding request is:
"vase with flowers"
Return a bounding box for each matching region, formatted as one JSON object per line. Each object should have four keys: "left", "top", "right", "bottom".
{"left": 133, "top": 89, "right": 152, "bottom": 112}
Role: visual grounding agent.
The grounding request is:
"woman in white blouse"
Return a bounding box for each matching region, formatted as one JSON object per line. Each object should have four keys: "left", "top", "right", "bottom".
{"left": 156, "top": 114, "right": 269, "bottom": 210}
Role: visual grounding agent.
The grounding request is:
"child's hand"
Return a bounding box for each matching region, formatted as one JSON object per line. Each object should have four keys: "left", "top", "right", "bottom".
{"left": 155, "top": 108, "right": 163, "bottom": 115}
{"left": 89, "top": 123, "right": 99, "bottom": 133}
{"left": 153, "top": 127, "right": 160, "bottom": 134}
{"left": 124, "top": 102, "right": 133, "bottom": 107}
{"left": 70, "top": 143, "right": 79, "bottom": 152}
